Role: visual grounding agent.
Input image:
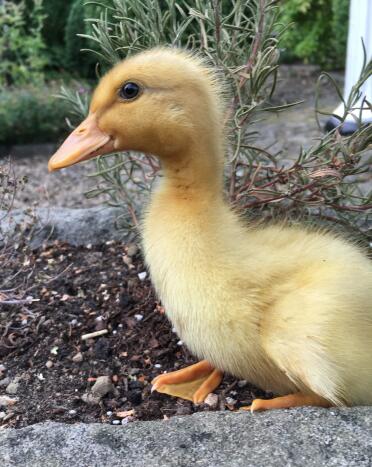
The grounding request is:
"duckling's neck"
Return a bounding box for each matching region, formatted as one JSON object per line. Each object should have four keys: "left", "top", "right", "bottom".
{"left": 160, "top": 140, "right": 224, "bottom": 201}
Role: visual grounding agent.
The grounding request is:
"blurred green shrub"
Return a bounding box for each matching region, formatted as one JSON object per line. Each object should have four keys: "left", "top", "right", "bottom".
{"left": 65, "top": 0, "right": 95, "bottom": 76}
{"left": 281, "top": 0, "right": 349, "bottom": 69}
{"left": 41, "top": 0, "right": 74, "bottom": 69}
{"left": 0, "top": 0, "right": 47, "bottom": 86}
{"left": 0, "top": 87, "right": 71, "bottom": 145}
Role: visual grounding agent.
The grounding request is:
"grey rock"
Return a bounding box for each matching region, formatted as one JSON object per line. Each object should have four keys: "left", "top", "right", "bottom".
{"left": 81, "top": 393, "right": 101, "bottom": 406}
{"left": 0, "top": 377, "right": 10, "bottom": 388}
{"left": 1, "top": 408, "right": 372, "bottom": 467}
{"left": 5, "top": 380, "right": 19, "bottom": 395}
{"left": 82, "top": 376, "right": 113, "bottom": 405}
{"left": 91, "top": 376, "right": 113, "bottom": 398}
{"left": 0, "top": 207, "right": 125, "bottom": 249}
{"left": 72, "top": 352, "right": 83, "bottom": 363}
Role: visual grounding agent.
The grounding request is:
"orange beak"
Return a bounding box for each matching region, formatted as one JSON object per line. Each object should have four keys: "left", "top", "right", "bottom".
{"left": 48, "top": 113, "right": 115, "bottom": 172}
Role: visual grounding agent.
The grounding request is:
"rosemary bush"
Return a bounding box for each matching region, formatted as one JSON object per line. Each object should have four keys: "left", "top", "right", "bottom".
{"left": 60, "top": 0, "right": 371, "bottom": 240}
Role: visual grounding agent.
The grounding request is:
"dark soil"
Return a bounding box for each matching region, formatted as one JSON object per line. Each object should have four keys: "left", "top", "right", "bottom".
{"left": 0, "top": 241, "right": 272, "bottom": 428}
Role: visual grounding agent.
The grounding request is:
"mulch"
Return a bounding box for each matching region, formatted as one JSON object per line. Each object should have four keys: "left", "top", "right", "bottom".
{"left": 0, "top": 240, "right": 272, "bottom": 428}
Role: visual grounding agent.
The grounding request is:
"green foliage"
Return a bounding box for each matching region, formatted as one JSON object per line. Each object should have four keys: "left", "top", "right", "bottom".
{"left": 281, "top": 0, "right": 350, "bottom": 69}
{"left": 0, "top": 0, "right": 47, "bottom": 86}
{"left": 41, "top": 0, "right": 75, "bottom": 68}
{"left": 0, "top": 86, "right": 71, "bottom": 145}
{"left": 65, "top": 0, "right": 88, "bottom": 73}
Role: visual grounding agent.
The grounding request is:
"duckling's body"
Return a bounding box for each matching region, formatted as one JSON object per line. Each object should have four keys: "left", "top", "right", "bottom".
{"left": 144, "top": 155, "right": 372, "bottom": 406}
{"left": 49, "top": 47, "right": 372, "bottom": 409}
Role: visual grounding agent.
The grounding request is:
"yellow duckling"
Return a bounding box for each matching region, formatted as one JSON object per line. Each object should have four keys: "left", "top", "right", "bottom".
{"left": 49, "top": 48, "right": 372, "bottom": 411}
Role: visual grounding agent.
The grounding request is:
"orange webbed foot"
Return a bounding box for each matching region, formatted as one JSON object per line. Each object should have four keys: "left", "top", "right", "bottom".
{"left": 151, "top": 360, "right": 223, "bottom": 404}
{"left": 241, "top": 392, "right": 332, "bottom": 412}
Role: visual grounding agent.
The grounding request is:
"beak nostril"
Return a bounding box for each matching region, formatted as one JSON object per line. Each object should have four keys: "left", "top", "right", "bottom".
{"left": 77, "top": 128, "right": 86, "bottom": 135}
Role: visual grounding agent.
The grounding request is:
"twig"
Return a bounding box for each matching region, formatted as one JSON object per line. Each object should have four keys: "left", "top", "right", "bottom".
{"left": 81, "top": 329, "right": 108, "bottom": 340}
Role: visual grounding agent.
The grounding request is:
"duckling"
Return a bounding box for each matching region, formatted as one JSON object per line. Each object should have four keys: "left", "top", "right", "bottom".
{"left": 48, "top": 48, "right": 372, "bottom": 411}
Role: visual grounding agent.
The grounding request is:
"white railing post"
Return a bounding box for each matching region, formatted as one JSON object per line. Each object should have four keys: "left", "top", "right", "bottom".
{"left": 326, "top": 0, "right": 372, "bottom": 133}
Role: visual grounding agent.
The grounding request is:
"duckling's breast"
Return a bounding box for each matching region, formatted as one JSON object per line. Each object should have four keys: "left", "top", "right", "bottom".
{"left": 141, "top": 195, "right": 297, "bottom": 394}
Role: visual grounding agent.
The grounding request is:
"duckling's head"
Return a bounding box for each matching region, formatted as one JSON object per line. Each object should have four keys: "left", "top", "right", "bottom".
{"left": 49, "top": 48, "right": 225, "bottom": 172}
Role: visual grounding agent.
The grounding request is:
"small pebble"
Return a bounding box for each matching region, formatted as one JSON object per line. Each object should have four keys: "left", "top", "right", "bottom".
{"left": 106, "top": 411, "right": 113, "bottom": 417}
{"left": 91, "top": 376, "right": 113, "bottom": 398}
{"left": 0, "top": 411, "right": 6, "bottom": 420}
{"left": 37, "top": 373, "right": 45, "bottom": 381}
{"left": 204, "top": 393, "right": 219, "bottom": 409}
{"left": 112, "top": 420, "right": 120, "bottom": 425}
{"left": 138, "top": 271, "right": 147, "bottom": 281}
{"left": 0, "top": 396, "right": 17, "bottom": 407}
{"left": 225, "top": 397, "right": 237, "bottom": 406}
{"left": 134, "top": 314, "right": 143, "bottom": 321}
{"left": 0, "top": 364, "right": 6, "bottom": 373}
{"left": 45, "top": 360, "right": 53, "bottom": 369}
{"left": 70, "top": 319, "right": 78, "bottom": 326}
{"left": 81, "top": 393, "right": 100, "bottom": 405}
{"left": 237, "top": 380, "right": 248, "bottom": 388}
{"left": 0, "top": 377, "right": 10, "bottom": 388}
{"left": 127, "top": 244, "right": 138, "bottom": 257}
{"left": 68, "top": 409, "right": 77, "bottom": 415}
{"left": 154, "top": 364, "right": 162, "bottom": 368}
{"left": 6, "top": 381, "right": 19, "bottom": 395}
{"left": 72, "top": 352, "right": 83, "bottom": 363}
{"left": 177, "top": 340, "right": 183, "bottom": 346}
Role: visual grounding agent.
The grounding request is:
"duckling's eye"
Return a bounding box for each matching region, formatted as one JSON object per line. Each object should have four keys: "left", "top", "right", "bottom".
{"left": 119, "top": 82, "right": 141, "bottom": 100}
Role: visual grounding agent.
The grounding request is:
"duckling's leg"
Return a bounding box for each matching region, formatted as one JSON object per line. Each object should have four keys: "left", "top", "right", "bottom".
{"left": 152, "top": 360, "right": 223, "bottom": 403}
{"left": 242, "top": 392, "right": 332, "bottom": 412}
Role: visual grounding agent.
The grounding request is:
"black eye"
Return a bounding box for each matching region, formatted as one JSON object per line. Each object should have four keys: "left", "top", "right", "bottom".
{"left": 119, "top": 82, "right": 141, "bottom": 100}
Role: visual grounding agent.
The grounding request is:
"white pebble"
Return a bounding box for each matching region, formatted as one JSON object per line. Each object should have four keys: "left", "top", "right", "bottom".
{"left": 112, "top": 420, "right": 120, "bottom": 425}
{"left": 72, "top": 352, "right": 83, "bottom": 363}
{"left": 70, "top": 319, "right": 78, "bottom": 326}
{"left": 118, "top": 324, "right": 123, "bottom": 328}
{"left": 177, "top": 340, "right": 183, "bottom": 346}
{"left": 0, "top": 411, "right": 6, "bottom": 420}
{"left": 50, "top": 346, "right": 59, "bottom": 355}
{"left": 68, "top": 409, "right": 77, "bottom": 415}
{"left": 204, "top": 393, "right": 219, "bottom": 408}
{"left": 134, "top": 314, "right": 143, "bottom": 321}
{"left": 45, "top": 361, "right": 53, "bottom": 369}
{"left": 37, "top": 373, "right": 45, "bottom": 381}
{"left": 0, "top": 365, "right": 6, "bottom": 373}
{"left": 154, "top": 364, "right": 162, "bottom": 368}
{"left": 112, "top": 330, "right": 117, "bottom": 335}
{"left": 225, "top": 397, "right": 236, "bottom": 405}
{"left": 138, "top": 271, "right": 147, "bottom": 281}
{"left": 106, "top": 411, "right": 113, "bottom": 417}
